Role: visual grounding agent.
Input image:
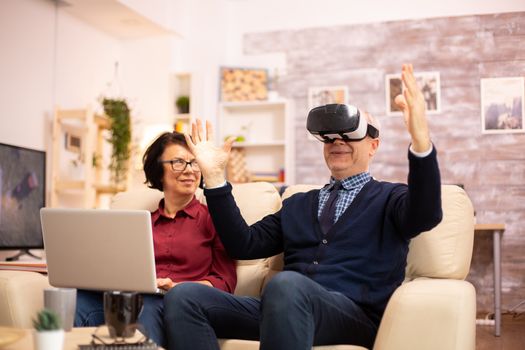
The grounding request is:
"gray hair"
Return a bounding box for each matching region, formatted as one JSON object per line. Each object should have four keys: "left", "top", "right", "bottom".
{"left": 362, "top": 111, "right": 381, "bottom": 136}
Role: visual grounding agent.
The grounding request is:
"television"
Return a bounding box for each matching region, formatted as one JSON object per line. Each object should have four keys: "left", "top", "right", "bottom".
{"left": 0, "top": 142, "right": 46, "bottom": 260}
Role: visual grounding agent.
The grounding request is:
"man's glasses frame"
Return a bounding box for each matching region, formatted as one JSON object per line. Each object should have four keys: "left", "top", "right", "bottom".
{"left": 158, "top": 158, "right": 201, "bottom": 172}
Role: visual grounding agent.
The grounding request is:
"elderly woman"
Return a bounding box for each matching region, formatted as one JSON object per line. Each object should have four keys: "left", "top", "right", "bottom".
{"left": 74, "top": 131, "right": 237, "bottom": 348}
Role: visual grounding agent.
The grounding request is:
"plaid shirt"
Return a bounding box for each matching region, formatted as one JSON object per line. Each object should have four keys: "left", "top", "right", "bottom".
{"left": 318, "top": 172, "right": 372, "bottom": 223}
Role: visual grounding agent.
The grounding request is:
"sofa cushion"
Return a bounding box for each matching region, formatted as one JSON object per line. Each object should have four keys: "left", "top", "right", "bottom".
{"left": 111, "top": 182, "right": 281, "bottom": 225}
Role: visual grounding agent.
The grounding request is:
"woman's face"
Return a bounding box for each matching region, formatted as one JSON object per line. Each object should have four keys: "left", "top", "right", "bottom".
{"left": 159, "top": 143, "right": 201, "bottom": 196}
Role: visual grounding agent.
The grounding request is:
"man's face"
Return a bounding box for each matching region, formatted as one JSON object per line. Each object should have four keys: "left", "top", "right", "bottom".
{"left": 323, "top": 137, "right": 379, "bottom": 180}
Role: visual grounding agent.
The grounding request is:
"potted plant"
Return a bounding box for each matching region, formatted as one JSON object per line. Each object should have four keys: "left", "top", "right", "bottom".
{"left": 102, "top": 98, "right": 132, "bottom": 186}
{"left": 32, "top": 308, "right": 65, "bottom": 350}
{"left": 175, "top": 95, "right": 190, "bottom": 114}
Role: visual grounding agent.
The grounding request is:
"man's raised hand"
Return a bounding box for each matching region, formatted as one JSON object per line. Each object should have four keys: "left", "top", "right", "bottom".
{"left": 394, "top": 64, "right": 431, "bottom": 153}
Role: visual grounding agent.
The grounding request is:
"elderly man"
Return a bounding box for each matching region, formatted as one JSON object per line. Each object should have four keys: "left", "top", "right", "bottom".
{"left": 162, "top": 64, "right": 442, "bottom": 350}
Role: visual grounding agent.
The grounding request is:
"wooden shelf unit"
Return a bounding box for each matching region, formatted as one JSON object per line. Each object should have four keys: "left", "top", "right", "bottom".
{"left": 218, "top": 99, "right": 294, "bottom": 185}
{"left": 172, "top": 73, "right": 192, "bottom": 134}
{"left": 50, "top": 107, "right": 130, "bottom": 208}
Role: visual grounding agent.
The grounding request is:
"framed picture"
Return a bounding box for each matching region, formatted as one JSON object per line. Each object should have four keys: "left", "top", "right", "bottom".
{"left": 481, "top": 77, "right": 524, "bottom": 134}
{"left": 385, "top": 74, "right": 403, "bottom": 115}
{"left": 63, "top": 128, "right": 82, "bottom": 154}
{"left": 220, "top": 67, "right": 268, "bottom": 102}
{"left": 308, "top": 86, "right": 348, "bottom": 109}
{"left": 385, "top": 71, "right": 441, "bottom": 115}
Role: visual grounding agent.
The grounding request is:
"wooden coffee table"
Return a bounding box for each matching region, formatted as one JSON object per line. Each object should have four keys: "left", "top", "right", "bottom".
{"left": 2, "top": 327, "right": 160, "bottom": 350}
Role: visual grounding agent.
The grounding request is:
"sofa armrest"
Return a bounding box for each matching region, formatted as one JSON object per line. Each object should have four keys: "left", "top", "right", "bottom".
{"left": 373, "top": 279, "right": 476, "bottom": 350}
{"left": 0, "top": 270, "right": 51, "bottom": 328}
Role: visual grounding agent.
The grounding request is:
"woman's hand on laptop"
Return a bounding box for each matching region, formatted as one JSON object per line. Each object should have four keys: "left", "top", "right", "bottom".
{"left": 157, "top": 277, "right": 176, "bottom": 291}
{"left": 157, "top": 277, "right": 214, "bottom": 291}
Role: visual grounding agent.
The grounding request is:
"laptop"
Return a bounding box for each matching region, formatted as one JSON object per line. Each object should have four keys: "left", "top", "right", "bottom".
{"left": 40, "top": 208, "right": 166, "bottom": 295}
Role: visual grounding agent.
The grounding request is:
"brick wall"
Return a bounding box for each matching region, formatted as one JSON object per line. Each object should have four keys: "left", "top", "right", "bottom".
{"left": 243, "top": 12, "right": 525, "bottom": 313}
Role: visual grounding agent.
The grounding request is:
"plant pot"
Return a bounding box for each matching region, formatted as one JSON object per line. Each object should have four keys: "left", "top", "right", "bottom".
{"left": 33, "top": 330, "right": 65, "bottom": 350}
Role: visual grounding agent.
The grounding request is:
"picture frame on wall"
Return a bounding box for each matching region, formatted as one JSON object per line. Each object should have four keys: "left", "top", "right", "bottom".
{"left": 481, "top": 77, "right": 524, "bottom": 134}
{"left": 63, "top": 128, "right": 82, "bottom": 154}
{"left": 385, "top": 74, "right": 403, "bottom": 116}
{"left": 308, "top": 86, "right": 348, "bottom": 109}
{"left": 385, "top": 71, "right": 441, "bottom": 116}
{"left": 306, "top": 86, "right": 349, "bottom": 141}
{"left": 219, "top": 67, "right": 268, "bottom": 102}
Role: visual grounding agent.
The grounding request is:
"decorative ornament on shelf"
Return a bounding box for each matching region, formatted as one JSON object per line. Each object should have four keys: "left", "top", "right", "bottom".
{"left": 32, "top": 308, "right": 65, "bottom": 350}
{"left": 226, "top": 148, "right": 251, "bottom": 183}
{"left": 268, "top": 67, "right": 280, "bottom": 101}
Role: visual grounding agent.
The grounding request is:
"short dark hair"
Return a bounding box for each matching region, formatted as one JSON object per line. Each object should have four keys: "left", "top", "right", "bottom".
{"left": 143, "top": 131, "right": 189, "bottom": 191}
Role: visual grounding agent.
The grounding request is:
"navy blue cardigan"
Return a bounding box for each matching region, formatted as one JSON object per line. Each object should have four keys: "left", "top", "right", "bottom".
{"left": 204, "top": 148, "right": 442, "bottom": 325}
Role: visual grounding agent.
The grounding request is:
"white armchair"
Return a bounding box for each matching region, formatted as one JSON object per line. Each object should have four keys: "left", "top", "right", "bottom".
{"left": 280, "top": 184, "right": 476, "bottom": 350}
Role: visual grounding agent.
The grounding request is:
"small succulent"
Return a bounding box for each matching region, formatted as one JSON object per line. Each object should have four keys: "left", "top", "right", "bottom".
{"left": 32, "top": 308, "right": 62, "bottom": 331}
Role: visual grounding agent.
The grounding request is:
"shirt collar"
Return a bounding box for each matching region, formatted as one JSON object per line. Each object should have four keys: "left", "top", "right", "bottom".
{"left": 152, "top": 196, "right": 200, "bottom": 224}
{"left": 327, "top": 172, "right": 371, "bottom": 191}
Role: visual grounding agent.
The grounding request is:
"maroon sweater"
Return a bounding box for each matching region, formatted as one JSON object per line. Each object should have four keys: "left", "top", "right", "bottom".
{"left": 151, "top": 196, "right": 236, "bottom": 293}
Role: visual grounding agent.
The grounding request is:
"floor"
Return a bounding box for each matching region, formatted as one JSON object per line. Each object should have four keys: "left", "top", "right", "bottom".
{"left": 476, "top": 314, "right": 525, "bottom": 349}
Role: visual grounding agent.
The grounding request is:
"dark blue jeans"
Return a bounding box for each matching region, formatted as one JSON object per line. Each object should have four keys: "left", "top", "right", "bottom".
{"left": 74, "top": 290, "right": 165, "bottom": 347}
{"left": 163, "top": 271, "right": 377, "bottom": 350}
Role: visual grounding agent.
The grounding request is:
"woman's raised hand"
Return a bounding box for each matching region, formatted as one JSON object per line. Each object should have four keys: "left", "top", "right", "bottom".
{"left": 184, "top": 119, "right": 236, "bottom": 188}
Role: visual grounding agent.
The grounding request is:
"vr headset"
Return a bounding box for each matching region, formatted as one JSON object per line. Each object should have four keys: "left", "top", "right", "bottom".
{"left": 307, "top": 104, "right": 379, "bottom": 143}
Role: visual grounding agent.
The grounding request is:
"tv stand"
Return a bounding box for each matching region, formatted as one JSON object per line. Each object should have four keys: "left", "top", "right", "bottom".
{"left": 5, "top": 249, "right": 42, "bottom": 261}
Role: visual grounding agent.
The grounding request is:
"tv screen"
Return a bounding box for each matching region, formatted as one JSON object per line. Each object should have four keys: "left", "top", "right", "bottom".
{"left": 0, "top": 142, "right": 46, "bottom": 250}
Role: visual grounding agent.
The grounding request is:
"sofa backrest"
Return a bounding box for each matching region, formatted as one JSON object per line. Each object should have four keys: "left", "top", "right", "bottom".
{"left": 110, "top": 182, "right": 282, "bottom": 297}
{"left": 280, "top": 184, "right": 475, "bottom": 281}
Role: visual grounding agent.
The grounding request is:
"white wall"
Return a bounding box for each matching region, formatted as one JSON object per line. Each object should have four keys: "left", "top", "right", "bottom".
{"left": 225, "top": 0, "right": 525, "bottom": 67}
{"left": 0, "top": 0, "right": 174, "bottom": 259}
{"left": 0, "top": 0, "right": 55, "bottom": 150}
{"left": 120, "top": 36, "right": 173, "bottom": 125}
{"left": 55, "top": 7, "right": 120, "bottom": 110}
{"left": 178, "top": 0, "right": 525, "bottom": 127}
{"left": 1, "top": 0, "right": 524, "bottom": 260}
{"left": 229, "top": 0, "right": 525, "bottom": 32}
{"left": 2, "top": 0, "right": 524, "bottom": 172}
{"left": 169, "top": 0, "right": 232, "bottom": 126}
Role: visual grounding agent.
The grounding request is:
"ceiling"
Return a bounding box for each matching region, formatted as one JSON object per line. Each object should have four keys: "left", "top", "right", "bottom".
{"left": 58, "top": 0, "right": 173, "bottom": 39}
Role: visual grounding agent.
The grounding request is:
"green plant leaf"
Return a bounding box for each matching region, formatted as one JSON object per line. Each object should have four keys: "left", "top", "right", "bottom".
{"left": 33, "top": 308, "right": 61, "bottom": 331}
{"left": 102, "top": 98, "right": 132, "bottom": 186}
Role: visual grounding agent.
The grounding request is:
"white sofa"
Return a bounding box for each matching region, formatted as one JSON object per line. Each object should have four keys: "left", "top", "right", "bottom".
{"left": 0, "top": 182, "right": 476, "bottom": 350}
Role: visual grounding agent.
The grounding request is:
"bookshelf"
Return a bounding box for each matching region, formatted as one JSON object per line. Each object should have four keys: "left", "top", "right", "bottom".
{"left": 173, "top": 73, "right": 192, "bottom": 134}
{"left": 50, "top": 107, "right": 130, "bottom": 208}
{"left": 218, "top": 99, "right": 294, "bottom": 185}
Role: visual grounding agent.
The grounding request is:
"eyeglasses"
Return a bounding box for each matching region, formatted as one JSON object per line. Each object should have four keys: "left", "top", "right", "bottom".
{"left": 159, "top": 158, "right": 201, "bottom": 172}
